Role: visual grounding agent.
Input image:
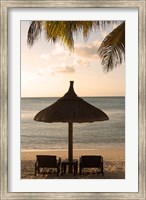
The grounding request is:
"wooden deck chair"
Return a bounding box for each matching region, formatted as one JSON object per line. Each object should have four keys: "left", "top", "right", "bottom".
{"left": 79, "top": 155, "right": 104, "bottom": 175}
{"left": 35, "top": 155, "right": 61, "bottom": 176}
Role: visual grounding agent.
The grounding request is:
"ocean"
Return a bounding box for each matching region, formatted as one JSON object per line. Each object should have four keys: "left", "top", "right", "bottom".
{"left": 21, "top": 97, "right": 125, "bottom": 150}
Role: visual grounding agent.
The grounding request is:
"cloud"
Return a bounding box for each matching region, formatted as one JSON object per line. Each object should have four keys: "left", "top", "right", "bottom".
{"left": 40, "top": 44, "right": 71, "bottom": 65}
{"left": 73, "top": 58, "right": 90, "bottom": 68}
{"left": 35, "top": 66, "right": 53, "bottom": 77}
{"left": 39, "top": 38, "right": 102, "bottom": 74}
{"left": 35, "top": 65, "right": 75, "bottom": 77}
{"left": 71, "top": 41, "right": 101, "bottom": 68}
{"left": 52, "top": 66, "right": 75, "bottom": 74}
{"left": 74, "top": 41, "right": 100, "bottom": 61}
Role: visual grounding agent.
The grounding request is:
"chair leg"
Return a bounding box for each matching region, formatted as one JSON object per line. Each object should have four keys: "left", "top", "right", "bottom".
{"left": 79, "top": 167, "right": 82, "bottom": 175}
{"left": 64, "top": 165, "right": 66, "bottom": 174}
{"left": 101, "top": 166, "right": 104, "bottom": 176}
{"left": 57, "top": 167, "right": 60, "bottom": 176}
{"left": 61, "top": 164, "right": 63, "bottom": 175}
{"left": 74, "top": 165, "right": 76, "bottom": 176}
{"left": 74, "top": 162, "right": 78, "bottom": 175}
{"left": 35, "top": 163, "right": 37, "bottom": 175}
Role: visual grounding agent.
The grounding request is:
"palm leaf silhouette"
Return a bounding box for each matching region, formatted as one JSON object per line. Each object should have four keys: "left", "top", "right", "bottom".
{"left": 27, "top": 21, "right": 125, "bottom": 70}
{"left": 98, "top": 22, "right": 125, "bottom": 71}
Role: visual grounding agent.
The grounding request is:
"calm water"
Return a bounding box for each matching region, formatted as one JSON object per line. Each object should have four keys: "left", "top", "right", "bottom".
{"left": 21, "top": 97, "right": 125, "bottom": 150}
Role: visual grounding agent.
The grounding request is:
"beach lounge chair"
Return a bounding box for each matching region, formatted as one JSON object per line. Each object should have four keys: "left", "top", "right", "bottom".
{"left": 79, "top": 155, "right": 104, "bottom": 175}
{"left": 35, "top": 155, "right": 61, "bottom": 176}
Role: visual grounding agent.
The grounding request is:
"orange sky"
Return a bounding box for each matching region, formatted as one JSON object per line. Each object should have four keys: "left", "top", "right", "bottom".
{"left": 21, "top": 21, "right": 125, "bottom": 97}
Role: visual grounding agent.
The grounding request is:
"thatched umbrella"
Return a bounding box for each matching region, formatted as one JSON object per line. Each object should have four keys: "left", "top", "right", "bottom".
{"left": 34, "top": 81, "right": 109, "bottom": 171}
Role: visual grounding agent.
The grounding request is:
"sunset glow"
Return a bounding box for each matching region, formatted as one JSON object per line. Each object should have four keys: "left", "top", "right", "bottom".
{"left": 21, "top": 21, "right": 125, "bottom": 97}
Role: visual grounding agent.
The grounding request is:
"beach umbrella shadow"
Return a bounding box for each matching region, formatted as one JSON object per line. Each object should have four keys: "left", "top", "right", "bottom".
{"left": 34, "top": 81, "right": 109, "bottom": 173}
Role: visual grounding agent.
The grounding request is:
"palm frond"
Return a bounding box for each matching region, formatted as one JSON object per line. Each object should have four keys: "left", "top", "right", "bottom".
{"left": 27, "top": 21, "right": 118, "bottom": 51}
{"left": 43, "top": 21, "right": 74, "bottom": 51}
{"left": 98, "top": 22, "right": 125, "bottom": 71}
{"left": 27, "top": 21, "right": 43, "bottom": 46}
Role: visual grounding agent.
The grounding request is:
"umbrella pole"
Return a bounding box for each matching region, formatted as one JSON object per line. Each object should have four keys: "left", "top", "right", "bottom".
{"left": 68, "top": 122, "right": 73, "bottom": 173}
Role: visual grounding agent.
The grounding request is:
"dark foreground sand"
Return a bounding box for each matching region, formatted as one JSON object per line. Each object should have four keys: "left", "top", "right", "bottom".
{"left": 21, "top": 148, "right": 125, "bottom": 179}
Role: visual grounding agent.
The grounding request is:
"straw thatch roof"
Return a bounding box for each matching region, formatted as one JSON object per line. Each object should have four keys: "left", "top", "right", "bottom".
{"left": 34, "top": 81, "right": 109, "bottom": 123}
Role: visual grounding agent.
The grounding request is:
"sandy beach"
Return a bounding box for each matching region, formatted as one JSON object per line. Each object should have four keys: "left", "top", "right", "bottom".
{"left": 21, "top": 148, "right": 125, "bottom": 179}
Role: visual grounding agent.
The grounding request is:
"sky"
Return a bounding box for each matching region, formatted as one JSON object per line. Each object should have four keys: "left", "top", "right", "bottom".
{"left": 21, "top": 21, "right": 125, "bottom": 97}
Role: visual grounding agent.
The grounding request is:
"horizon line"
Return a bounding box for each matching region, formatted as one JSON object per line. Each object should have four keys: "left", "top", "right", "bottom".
{"left": 21, "top": 95, "right": 125, "bottom": 98}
